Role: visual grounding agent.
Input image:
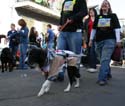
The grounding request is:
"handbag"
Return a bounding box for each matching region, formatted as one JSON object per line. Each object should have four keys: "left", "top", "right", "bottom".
{"left": 111, "top": 46, "right": 121, "bottom": 61}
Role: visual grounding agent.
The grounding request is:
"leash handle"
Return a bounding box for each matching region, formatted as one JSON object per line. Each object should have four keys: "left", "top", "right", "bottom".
{"left": 59, "top": 21, "right": 69, "bottom": 31}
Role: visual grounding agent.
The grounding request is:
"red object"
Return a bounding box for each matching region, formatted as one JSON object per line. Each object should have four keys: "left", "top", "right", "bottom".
{"left": 111, "top": 47, "right": 121, "bottom": 61}
{"left": 88, "top": 18, "right": 94, "bottom": 38}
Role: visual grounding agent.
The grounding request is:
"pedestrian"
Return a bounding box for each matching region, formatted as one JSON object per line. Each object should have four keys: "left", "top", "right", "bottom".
{"left": 83, "top": 8, "right": 98, "bottom": 72}
{"left": 17, "top": 19, "right": 29, "bottom": 70}
{"left": 89, "top": 0, "right": 121, "bottom": 86}
{"left": 29, "top": 27, "right": 37, "bottom": 45}
{"left": 57, "top": 0, "right": 88, "bottom": 81}
{"left": 7, "top": 23, "right": 19, "bottom": 67}
{"left": 46, "top": 24, "right": 55, "bottom": 49}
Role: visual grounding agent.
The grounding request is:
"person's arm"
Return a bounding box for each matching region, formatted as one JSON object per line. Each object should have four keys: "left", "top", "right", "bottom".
{"left": 112, "top": 13, "right": 121, "bottom": 47}
{"left": 90, "top": 29, "right": 96, "bottom": 40}
{"left": 115, "top": 28, "right": 121, "bottom": 47}
{"left": 89, "top": 29, "right": 96, "bottom": 47}
{"left": 115, "top": 28, "right": 121, "bottom": 42}
{"left": 8, "top": 31, "right": 18, "bottom": 39}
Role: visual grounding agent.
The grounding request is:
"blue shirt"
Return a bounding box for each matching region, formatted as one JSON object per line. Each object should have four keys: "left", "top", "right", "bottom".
{"left": 47, "top": 29, "right": 55, "bottom": 43}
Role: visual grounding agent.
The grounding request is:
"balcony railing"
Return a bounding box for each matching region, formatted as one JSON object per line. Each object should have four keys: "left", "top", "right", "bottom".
{"left": 16, "top": 0, "right": 62, "bottom": 12}
{"left": 15, "top": 0, "right": 61, "bottom": 25}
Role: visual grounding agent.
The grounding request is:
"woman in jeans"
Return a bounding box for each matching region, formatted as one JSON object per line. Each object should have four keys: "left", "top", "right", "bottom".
{"left": 89, "top": 0, "right": 121, "bottom": 85}
{"left": 83, "top": 8, "right": 98, "bottom": 73}
{"left": 18, "top": 19, "right": 29, "bottom": 70}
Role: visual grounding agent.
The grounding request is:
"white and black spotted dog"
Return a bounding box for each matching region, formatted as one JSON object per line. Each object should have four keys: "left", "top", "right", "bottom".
{"left": 25, "top": 45, "right": 81, "bottom": 96}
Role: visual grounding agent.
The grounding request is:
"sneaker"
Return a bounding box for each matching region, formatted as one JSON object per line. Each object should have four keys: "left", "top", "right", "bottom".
{"left": 107, "top": 74, "right": 112, "bottom": 80}
{"left": 87, "top": 68, "right": 97, "bottom": 73}
{"left": 97, "top": 80, "right": 107, "bottom": 86}
{"left": 121, "top": 64, "right": 125, "bottom": 68}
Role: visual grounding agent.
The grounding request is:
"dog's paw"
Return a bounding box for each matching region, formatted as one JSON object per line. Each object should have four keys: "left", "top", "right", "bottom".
{"left": 64, "top": 83, "right": 71, "bottom": 92}
{"left": 74, "top": 84, "right": 80, "bottom": 88}
{"left": 64, "top": 88, "right": 70, "bottom": 92}
{"left": 37, "top": 90, "right": 45, "bottom": 97}
{"left": 74, "top": 78, "right": 80, "bottom": 88}
{"left": 45, "top": 86, "right": 50, "bottom": 93}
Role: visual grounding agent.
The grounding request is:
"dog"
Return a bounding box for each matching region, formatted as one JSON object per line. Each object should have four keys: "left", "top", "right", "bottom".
{"left": 25, "top": 45, "right": 81, "bottom": 96}
{"left": 0, "top": 47, "right": 14, "bottom": 72}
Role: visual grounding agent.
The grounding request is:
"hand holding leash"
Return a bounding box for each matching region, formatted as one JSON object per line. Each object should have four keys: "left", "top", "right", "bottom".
{"left": 59, "top": 19, "right": 73, "bottom": 31}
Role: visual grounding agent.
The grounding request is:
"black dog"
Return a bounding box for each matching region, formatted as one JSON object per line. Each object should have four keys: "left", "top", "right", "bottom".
{"left": 25, "top": 45, "right": 80, "bottom": 96}
{"left": 0, "top": 47, "right": 14, "bottom": 72}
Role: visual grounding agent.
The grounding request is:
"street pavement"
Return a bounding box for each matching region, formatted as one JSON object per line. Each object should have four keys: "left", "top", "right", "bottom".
{"left": 0, "top": 66, "right": 125, "bottom": 106}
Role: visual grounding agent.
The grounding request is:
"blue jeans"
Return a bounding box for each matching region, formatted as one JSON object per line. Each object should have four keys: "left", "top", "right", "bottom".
{"left": 57, "top": 32, "right": 82, "bottom": 54}
{"left": 47, "top": 42, "right": 54, "bottom": 49}
{"left": 96, "top": 39, "right": 116, "bottom": 81}
{"left": 19, "top": 43, "right": 28, "bottom": 69}
{"left": 57, "top": 31, "right": 82, "bottom": 79}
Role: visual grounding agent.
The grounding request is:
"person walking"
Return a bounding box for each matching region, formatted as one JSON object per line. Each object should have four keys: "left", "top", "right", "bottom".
{"left": 17, "top": 19, "right": 29, "bottom": 70}
{"left": 83, "top": 8, "right": 98, "bottom": 72}
{"left": 57, "top": 0, "right": 88, "bottom": 82}
{"left": 89, "top": 0, "right": 121, "bottom": 86}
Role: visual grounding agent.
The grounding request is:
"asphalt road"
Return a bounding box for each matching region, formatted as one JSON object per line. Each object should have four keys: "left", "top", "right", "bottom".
{"left": 0, "top": 66, "right": 125, "bottom": 106}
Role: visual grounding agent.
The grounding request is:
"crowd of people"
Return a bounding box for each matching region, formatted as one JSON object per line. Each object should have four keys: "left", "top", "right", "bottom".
{"left": 1, "top": 0, "right": 125, "bottom": 87}
{"left": 6, "top": 19, "right": 56, "bottom": 70}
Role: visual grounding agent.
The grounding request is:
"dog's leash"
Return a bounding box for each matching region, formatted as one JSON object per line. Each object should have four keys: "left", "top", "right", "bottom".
{"left": 59, "top": 21, "right": 69, "bottom": 31}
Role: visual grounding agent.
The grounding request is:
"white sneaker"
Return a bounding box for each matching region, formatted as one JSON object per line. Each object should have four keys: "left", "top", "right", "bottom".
{"left": 87, "top": 68, "right": 97, "bottom": 73}
{"left": 121, "top": 64, "right": 125, "bottom": 68}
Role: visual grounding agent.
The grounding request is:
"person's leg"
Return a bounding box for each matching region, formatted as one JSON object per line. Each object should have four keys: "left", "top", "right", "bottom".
{"left": 97, "top": 39, "right": 115, "bottom": 85}
{"left": 47, "top": 42, "right": 54, "bottom": 49}
{"left": 57, "top": 32, "right": 68, "bottom": 50}
{"left": 57, "top": 32, "right": 68, "bottom": 80}
{"left": 88, "top": 41, "right": 97, "bottom": 69}
{"left": 67, "top": 32, "right": 82, "bottom": 54}
{"left": 19, "top": 44, "right": 28, "bottom": 69}
{"left": 87, "top": 41, "right": 97, "bottom": 72}
{"left": 66, "top": 32, "right": 82, "bottom": 83}
{"left": 19, "top": 44, "right": 23, "bottom": 68}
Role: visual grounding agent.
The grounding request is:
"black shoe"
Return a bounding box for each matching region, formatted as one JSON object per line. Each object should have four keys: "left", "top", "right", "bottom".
{"left": 107, "top": 74, "right": 112, "bottom": 80}
{"left": 97, "top": 80, "right": 107, "bottom": 86}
